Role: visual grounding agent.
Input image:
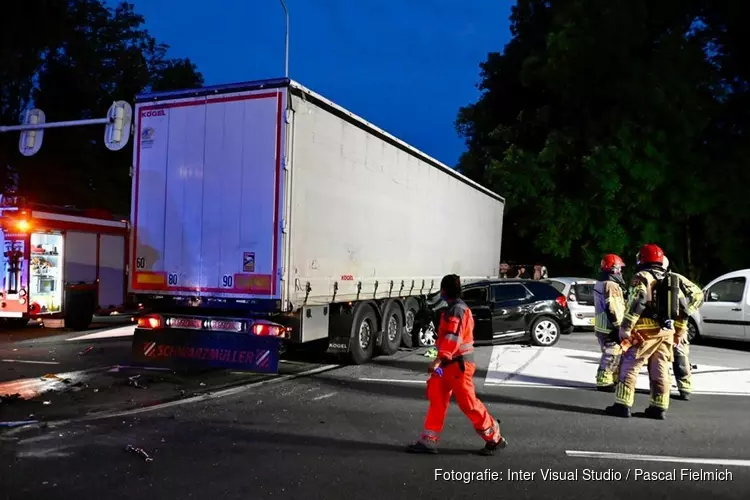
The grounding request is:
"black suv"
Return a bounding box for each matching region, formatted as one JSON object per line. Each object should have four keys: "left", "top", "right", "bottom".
{"left": 418, "top": 279, "right": 572, "bottom": 347}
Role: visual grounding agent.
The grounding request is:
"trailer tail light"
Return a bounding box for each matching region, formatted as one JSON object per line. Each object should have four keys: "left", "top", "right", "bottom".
{"left": 15, "top": 220, "right": 30, "bottom": 232}
{"left": 556, "top": 296, "right": 568, "bottom": 309}
{"left": 137, "top": 315, "right": 162, "bottom": 329}
{"left": 252, "top": 322, "right": 287, "bottom": 337}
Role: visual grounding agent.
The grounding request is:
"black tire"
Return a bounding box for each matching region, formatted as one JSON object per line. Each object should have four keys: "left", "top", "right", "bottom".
{"left": 378, "top": 301, "right": 404, "bottom": 355}
{"left": 401, "top": 298, "right": 420, "bottom": 348}
{"left": 529, "top": 316, "right": 560, "bottom": 347}
{"left": 66, "top": 311, "right": 93, "bottom": 331}
{"left": 687, "top": 318, "right": 700, "bottom": 344}
{"left": 349, "top": 305, "right": 377, "bottom": 365}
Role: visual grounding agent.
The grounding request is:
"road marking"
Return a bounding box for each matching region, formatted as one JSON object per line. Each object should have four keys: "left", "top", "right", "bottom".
{"left": 485, "top": 345, "right": 750, "bottom": 395}
{"left": 358, "top": 377, "right": 425, "bottom": 384}
{"left": 0, "top": 420, "right": 40, "bottom": 428}
{"left": 1, "top": 364, "right": 342, "bottom": 436}
{"left": 1, "top": 359, "right": 60, "bottom": 365}
{"left": 65, "top": 325, "right": 135, "bottom": 341}
{"left": 312, "top": 392, "right": 337, "bottom": 401}
{"left": 566, "top": 450, "right": 750, "bottom": 467}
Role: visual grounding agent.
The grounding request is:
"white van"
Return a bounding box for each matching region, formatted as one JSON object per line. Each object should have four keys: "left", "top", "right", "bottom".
{"left": 693, "top": 269, "right": 750, "bottom": 342}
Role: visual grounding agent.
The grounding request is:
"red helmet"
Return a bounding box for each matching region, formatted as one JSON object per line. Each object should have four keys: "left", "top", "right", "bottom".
{"left": 601, "top": 254, "right": 625, "bottom": 272}
{"left": 637, "top": 243, "right": 664, "bottom": 265}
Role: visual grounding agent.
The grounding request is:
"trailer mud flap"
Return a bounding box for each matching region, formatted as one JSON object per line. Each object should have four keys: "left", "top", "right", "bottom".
{"left": 132, "top": 328, "right": 281, "bottom": 374}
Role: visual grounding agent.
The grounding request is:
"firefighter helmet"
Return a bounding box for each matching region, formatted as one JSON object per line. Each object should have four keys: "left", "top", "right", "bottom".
{"left": 600, "top": 254, "right": 625, "bottom": 272}
{"left": 637, "top": 244, "right": 664, "bottom": 265}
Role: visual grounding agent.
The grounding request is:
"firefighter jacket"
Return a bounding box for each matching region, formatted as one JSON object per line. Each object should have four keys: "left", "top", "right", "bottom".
{"left": 594, "top": 273, "right": 627, "bottom": 335}
{"left": 436, "top": 299, "right": 476, "bottom": 363}
{"left": 620, "top": 267, "right": 671, "bottom": 340}
{"left": 672, "top": 272, "right": 704, "bottom": 340}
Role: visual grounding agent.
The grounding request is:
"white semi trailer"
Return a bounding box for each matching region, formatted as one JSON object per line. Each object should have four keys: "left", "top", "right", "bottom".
{"left": 129, "top": 78, "right": 504, "bottom": 365}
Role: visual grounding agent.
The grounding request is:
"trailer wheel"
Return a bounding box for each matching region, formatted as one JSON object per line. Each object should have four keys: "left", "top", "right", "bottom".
{"left": 378, "top": 301, "right": 403, "bottom": 355}
{"left": 67, "top": 310, "right": 93, "bottom": 331}
{"left": 349, "top": 305, "right": 377, "bottom": 365}
{"left": 401, "top": 298, "right": 420, "bottom": 348}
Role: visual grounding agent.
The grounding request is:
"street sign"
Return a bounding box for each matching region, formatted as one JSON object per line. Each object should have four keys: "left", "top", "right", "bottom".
{"left": 131, "top": 327, "right": 282, "bottom": 373}
{"left": 104, "top": 100, "right": 132, "bottom": 151}
{"left": 18, "top": 109, "right": 45, "bottom": 156}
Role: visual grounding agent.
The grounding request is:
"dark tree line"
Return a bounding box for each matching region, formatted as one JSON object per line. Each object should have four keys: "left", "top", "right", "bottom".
{"left": 0, "top": 0, "right": 203, "bottom": 216}
{"left": 456, "top": 0, "right": 750, "bottom": 282}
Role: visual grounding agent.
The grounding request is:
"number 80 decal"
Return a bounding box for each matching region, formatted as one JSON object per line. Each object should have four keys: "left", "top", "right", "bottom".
{"left": 167, "top": 273, "right": 179, "bottom": 286}
{"left": 221, "top": 275, "right": 233, "bottom": 288}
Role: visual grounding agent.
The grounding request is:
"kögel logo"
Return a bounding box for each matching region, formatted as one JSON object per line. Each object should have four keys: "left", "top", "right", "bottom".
{"left": 141, "top": 109, "right": 166, "bottom": 117}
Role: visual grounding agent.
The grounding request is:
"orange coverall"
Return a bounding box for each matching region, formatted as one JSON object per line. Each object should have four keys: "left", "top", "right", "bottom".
{"left": 418, "top": 300, "right": 502, "bottom": 448}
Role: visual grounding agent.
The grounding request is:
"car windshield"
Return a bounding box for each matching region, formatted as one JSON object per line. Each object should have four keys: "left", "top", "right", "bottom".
{"left": 574, "top": 283, "right": 595, "bottom": 305}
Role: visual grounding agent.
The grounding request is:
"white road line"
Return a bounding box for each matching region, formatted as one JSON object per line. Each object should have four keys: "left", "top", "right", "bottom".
{"left": 566, "top": 450, "right": 750, "bottom": 467}
{"left": 358, "top": 377, "right": 425, "bottom": 384}
{"left": 484, "top": 380, "right": 750, "bottom": 396}
{"left": 2, "top": 363, "right": 341, "bottom": 436}
{"left": 65, "top": 325, "right": 135, "bottom": 341}
{"left": 312, "top": 392, "right": 337, "bottom": 401}
{"left": 1, "top": 359, "right": 60, "bottom": 365}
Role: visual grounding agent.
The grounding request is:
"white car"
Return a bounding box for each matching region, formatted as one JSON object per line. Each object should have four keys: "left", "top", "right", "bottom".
{"left": 542, "top": 277, "right": 596, "bottom": 329}
{"left": 692, "top": 269, "right": 750, "bottom": 343}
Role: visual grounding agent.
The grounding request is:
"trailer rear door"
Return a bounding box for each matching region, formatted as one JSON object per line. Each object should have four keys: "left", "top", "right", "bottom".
{"left": 130, "top": 89, "right": 286, "bottom": 301}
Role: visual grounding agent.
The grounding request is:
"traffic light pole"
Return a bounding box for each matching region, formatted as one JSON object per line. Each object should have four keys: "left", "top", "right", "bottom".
{"left": 0, "top": 117, "right": 111, "bottom": 132}
{"left": 0, "top": 101, "right": 132, "bottom": 156}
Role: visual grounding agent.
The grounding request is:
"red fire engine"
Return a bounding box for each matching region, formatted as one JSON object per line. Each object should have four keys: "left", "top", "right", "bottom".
{"left": 0, "top": 195, "right": 131, "bottom": 330}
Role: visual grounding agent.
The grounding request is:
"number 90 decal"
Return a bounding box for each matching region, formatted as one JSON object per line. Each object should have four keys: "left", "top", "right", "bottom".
{"left": 167, "top": 273, "right": 179, "bottom": 286}
{"left": 221, "top": 275, "right": 233, "bottom": 288}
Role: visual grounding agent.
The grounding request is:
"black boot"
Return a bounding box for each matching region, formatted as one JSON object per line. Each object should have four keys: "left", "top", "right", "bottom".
{"left": 644, "top": 406, "right": 666, "bottom": 420}
{"left": 479, "top": 436, "right": 508, "bottom": 456}
{"left": 597, "top": 385, "right": 615, "bottom": 393}
{"left": 677, "top": 392, "right": 691, "bottom": 401}
{"left": 604, "top": 403, "right": 631, "bottom": 418}
{"left": 406, "top": 441, "right": 438, "bottom": 454}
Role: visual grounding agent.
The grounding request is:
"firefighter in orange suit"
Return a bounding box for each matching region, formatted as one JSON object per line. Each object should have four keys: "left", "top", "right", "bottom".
{"left": 406, "top": 274, "right": 508, "bottom": 456}
{"left": 606, "top": 243, "right": 674, "bottom": 420}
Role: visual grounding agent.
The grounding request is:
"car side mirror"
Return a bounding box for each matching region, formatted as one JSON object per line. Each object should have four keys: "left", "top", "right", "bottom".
{"left": 709, "top": 292, "right": 719, "bottom": 301}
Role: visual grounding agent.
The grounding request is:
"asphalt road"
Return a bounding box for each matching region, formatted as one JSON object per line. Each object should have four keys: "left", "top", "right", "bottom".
{"left": 1, "top": 328, "right": 749, "bottom": 499}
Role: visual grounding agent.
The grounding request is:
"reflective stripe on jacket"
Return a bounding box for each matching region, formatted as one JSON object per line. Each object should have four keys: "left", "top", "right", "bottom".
{"left": 436, "top": 299, "right": 475, "bottom": 362}
{"left": 594, "top": 280, "right": 626, "bottom": 334}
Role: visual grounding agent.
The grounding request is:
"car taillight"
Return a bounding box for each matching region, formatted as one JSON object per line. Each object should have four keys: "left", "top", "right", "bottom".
{"left": 252, "top": 323, "right": 282, "bottom": 336}
{"left": 137, "top": 315, "right": 161, "bottom": 329}
{"left": 556, "top": 296, "right": 568, "bottom": 308}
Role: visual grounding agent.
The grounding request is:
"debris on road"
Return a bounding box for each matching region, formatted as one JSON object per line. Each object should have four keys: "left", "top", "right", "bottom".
{"left": 40, "top": 374, "right": 64, "bottom": 382}
{"left": 125, "top": 444, "right": 153, "bottom": 462}
{"left": 127, "top": 375, "right": 147, "bottom": 389}
{"left": 0, "top": 393, "right": 22, "bottom": 403}
{"left": 78, "top": 346, "right": 94, "bottom": 356}
{"left": 692, "top": 364, "right": 698, "bottom": 370}
{"left": 42, "top": 401, "right": 51, "bottom": 405}
{"left": 423, "top": 347, "right": 437, "bottom": 359}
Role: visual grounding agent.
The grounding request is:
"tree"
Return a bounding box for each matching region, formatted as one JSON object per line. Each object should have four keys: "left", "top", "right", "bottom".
{"left": 0, "top": 0, "right": 204, "bottom": 215}
{"left": 456, "top": 0, "right": 742, "bottom": 279}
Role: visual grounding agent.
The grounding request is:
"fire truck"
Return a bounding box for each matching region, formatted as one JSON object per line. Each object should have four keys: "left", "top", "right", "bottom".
{"left": 0, "top": 195, "right": 131, "bottom": 330}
